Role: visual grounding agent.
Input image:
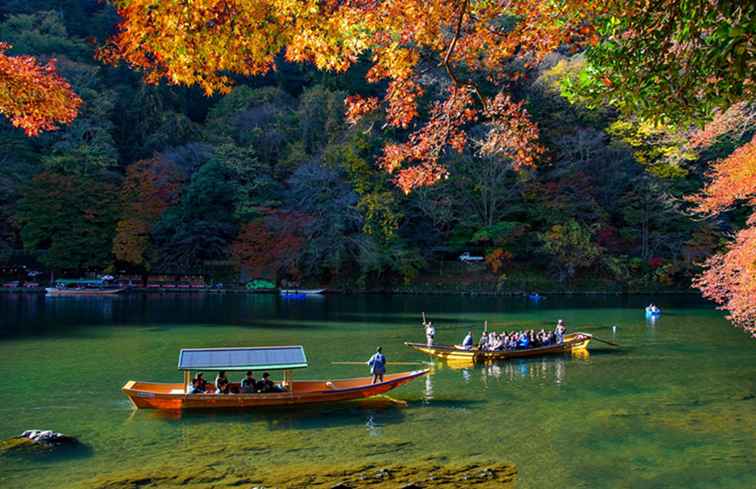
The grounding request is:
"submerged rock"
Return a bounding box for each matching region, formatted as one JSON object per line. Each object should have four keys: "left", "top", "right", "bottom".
{"left": 73, "top": 458, "right": 517, "bottom": 488}
{"left": 1, "top": 430, "right": 84, "bottom": 458}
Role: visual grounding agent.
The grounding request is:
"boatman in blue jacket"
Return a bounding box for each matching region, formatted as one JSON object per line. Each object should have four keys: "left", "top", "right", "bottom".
{"left": 461, "top": 331, "right": 474, "bottom": 350}
{"left": 367, "top": 346, "right": 386, "bottom": 384}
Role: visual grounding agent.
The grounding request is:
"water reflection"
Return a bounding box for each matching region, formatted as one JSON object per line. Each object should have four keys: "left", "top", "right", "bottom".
{"left": 429, "top": 350, "right": 592, "bottom": 387}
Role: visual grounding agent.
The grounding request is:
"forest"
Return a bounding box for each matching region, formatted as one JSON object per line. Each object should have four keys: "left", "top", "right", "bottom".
{"left": 0, "top": 2, "right": 753, "bottom": 328}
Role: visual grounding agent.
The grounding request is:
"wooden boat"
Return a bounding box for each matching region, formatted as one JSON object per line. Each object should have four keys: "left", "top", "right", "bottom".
{"left": 46, "top": 286, "right": 125, "bottom": 296}
{"left": 405, "top": 332, "right": 592, "bottom": 363}
{"left": 123, "top": 345, "right": 428, "bottom": 410}
{"left": 46, "top": 278, "right": 125, "bottom": 296}
{"left": 280, "top": 288, "right": 326, "bottom": 296}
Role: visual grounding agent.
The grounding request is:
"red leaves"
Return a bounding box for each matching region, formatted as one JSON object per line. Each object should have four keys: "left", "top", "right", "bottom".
{"left": 385, "top": 79, "right": 423, "bottom": 128}
{"left": 0, "top": 42, "right": 81, "bottom": 136}
{"left": 232, "top": 210, "right": 309, "bottom": 277}
{"left": 344, "top": 95, "right": 380, "bottom": 124}
{"left": 691, "top": 135, "right": 756, "bottom": 216}
{"left": 691, "top": 135, "right": 756, "bottom": 332}
{"left": 694, "top": 217, "right": 756, "bottom": 335}
{"left": 479, "top": 91, "right": 544, "bottom": 168}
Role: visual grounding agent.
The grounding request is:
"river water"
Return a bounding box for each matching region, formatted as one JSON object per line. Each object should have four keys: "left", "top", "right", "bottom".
{"left": 0, "top": 293, "right": 753, "bottom": 488}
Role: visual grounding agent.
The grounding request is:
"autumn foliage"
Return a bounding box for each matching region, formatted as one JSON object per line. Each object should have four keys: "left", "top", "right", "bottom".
{"left": 692, "top": 135, "right": 756, "bottom": 334}
{"left": 102, "top": 0, "right": 601, "bottom": 191}
{"left": 113, "top": 158, "right": 185, "bottom": 268}
{"left": 231, "top": 211, "right": 309, "bottom": 279}
{"left": 0, "top": 42, "right": 81, "bottom": 136}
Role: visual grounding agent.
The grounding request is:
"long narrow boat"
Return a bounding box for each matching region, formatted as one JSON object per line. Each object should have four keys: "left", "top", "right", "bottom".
{"left": 123, "top": 345, "right": 428, "bottom": 410}
{"left": 280, "top": 288, "right": 326, "bottom": 296}
{"left": 46, "top": 278, "right": 125, "bottom": 296}
{"left": 405, "top": 332, "right": 592, "bottom": 362}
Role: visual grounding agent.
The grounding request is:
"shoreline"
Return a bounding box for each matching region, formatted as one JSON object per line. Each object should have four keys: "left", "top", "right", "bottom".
{"left": 0, "top": 287, "right": 698, "bottom": 296}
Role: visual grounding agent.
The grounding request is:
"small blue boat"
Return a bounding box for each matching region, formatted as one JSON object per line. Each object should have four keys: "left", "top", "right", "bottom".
{"left": 528, "top": 293, "right": 544, "bottom": 303}
{"left": 645, "top": 307, "right": 662, "bottom": 318}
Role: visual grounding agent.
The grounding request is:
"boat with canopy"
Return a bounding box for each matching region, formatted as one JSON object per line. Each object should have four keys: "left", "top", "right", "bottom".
{"left": 46, "top": 278, "right": 125, "bottom": 296}
{"left": 405, "top": 332, "right": 593, "bottom": 363}
{"left": 122, "top": 345, "right": 428, "bottom": 409}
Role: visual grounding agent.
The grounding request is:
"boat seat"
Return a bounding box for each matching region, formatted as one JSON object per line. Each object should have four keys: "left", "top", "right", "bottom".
{"left": 170, "top": 389, "right": 185, "bottom": 394}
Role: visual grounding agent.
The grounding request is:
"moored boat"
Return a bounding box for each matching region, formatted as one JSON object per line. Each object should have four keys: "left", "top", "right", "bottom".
{"left": 405, "top": 332, "right": 592, "bottom": 363}
{"left": 280, "top": 288, "right": 326, "bottom": 295}
{"left": 46, "top": 279, "right": 125, "bottom": 296}
{"left": 123, "top": 345, "right": 428, "bottom": 410}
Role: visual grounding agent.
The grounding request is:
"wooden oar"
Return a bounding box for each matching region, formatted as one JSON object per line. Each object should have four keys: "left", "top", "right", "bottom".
{"left": 585, "top": 334, "right": 622, "bottom": 348}
{"left": 332, "top": 361, "right": 427, "bottom": 366}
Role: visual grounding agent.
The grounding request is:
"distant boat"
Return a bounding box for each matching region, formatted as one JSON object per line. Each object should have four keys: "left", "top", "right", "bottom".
{"left": 46, "top": 279, "right": 125, "bottom": 296}
{"left": 645, "top": 307, "right": 662, "bottom": 318}
{"left": 122, "top": 345, "right": 428, "bottom": 410}
{"left": 527, "top": 292, "right": 544, "bottom": 302}
{"left": 280, "top": 288, "right": 326, "bottom": 296}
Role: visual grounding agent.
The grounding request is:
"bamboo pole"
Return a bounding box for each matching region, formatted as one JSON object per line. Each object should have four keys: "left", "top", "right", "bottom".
{"left": 332, "top": 361, "right": 426, "bottom": 366}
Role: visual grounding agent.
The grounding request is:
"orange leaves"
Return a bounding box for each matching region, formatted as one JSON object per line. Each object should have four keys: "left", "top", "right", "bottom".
{"left": 385, "top": 79, "right": 423, "bottom": 128}
{"left": 694, "top": 218, "right": 756, "bottom": 334}
{"left": 691, "top": 135, "right": 756, "bottom": 216}
{"left": 344, "top": 95, "right": 380, "bottom": 124}
{"left": 0, "top": 42, "right": 80, "bottom": 136}
{"left": 479, "top": 91, "right": 545, "bottom": 168}
{"left": 113, "top": 157, "right": 186, "bottom": 267}
{"left": 691, "top": 134, "right": 756, "bottom": 332}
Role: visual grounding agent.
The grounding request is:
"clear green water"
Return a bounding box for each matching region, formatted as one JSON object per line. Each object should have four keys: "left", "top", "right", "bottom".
{"left": 0, "top": 293, "right": 754, "bottom": 488}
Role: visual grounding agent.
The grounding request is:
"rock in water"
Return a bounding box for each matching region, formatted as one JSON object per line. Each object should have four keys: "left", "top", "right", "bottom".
{"left": 20, "top": 430, "right": 79, "bottom": 446}
{"left": 1, "top": 430, "right": 83, "bottom": 457}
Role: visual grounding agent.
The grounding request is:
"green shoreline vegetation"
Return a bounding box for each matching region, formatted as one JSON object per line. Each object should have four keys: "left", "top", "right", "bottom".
{"left": 1, "top": 6, "right": 752, "bottom": 302}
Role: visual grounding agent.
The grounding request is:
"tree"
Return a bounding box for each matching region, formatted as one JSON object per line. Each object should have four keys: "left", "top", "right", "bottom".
{"left": 286, "top": 161, "right": 364, "bottom": 275}
{"left": 16, "top": 172, "right": 119, "bottom": 271}
{"left": 113, "top": 157, "right": 186, "bottom": 271}
{"left": 102, "top": 0, "right": 599, "bottom": 189}
{"left": 539, "top": 219, "right": 602, "bottom": 282}
{"left": 232, "top": 211, "right": 308, "bottom": 280}
{"left": 152, "top": 160, "right": 238, "bottom": 272}
{"left": 564, "top": 1, "right": 754, "bottom": 126}
{"left": 692, "top": 136, "right": 756, "bottom": 334}
{"left": 0, "top": 42, "right": 80, "bottom": 136}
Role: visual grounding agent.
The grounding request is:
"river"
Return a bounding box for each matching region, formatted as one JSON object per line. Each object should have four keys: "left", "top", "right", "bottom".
{"left": 0, "top": 293, "right": 753, "bottom": 488}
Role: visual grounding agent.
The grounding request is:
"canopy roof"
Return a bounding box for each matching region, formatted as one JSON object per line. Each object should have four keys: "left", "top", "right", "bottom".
{"left": 56, "top": 279, "right": 104, "bottom": 286}
{"left": 178, "top": 346, "right": 308, "bottom": 371}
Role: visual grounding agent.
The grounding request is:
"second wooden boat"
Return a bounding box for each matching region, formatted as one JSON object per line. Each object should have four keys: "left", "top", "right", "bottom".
{"left": 405, "top": 332, "right": 592, "bottom": 362}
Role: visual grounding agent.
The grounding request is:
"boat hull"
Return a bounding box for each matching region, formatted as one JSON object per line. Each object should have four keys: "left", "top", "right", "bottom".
{"left": 405, "top": 333, "right": 592, "bottom": 362}
{"left": 46, "top": 288, "right": 125, "bottom": 296}
{"left": 123, "top": 370, "right": 428, "bottom": 410}
{"left": 279, "top": 289, "right": 325, "bottom": 295}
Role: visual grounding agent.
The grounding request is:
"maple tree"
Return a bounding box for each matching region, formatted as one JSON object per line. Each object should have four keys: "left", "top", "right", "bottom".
{"left": 691, "top": 135, "right": 756, "bottom": 334}
{"left": 102, "top": 0, "right": 600, "bottom": 191}
{"left": 231, "top": 210, "right": 308, "bottom": 280}
{"left": 0, "top": 42, "right": 81, "bottom": 136}
{"left": 113, "top": 157, "right": 186, "bottom": 269}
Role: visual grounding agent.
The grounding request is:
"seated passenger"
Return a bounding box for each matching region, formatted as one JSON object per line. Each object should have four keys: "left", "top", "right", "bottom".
{"left": 518, "top": 333, "right": 530, "bottom": 349}
{"left": 190, "top": 372, "right": 207, "bottom": 394}
{"left": 462, "top": 331, "right": 474, "bottom": 350}
{"left": 257, "top": 372, "right": 275, "bottom": 393}
{"left": 215, "top": 370, "right": 230, "bottom": 394}
{"left": 240, "top": 370, "right": 257, "bottom": 393}
{"left": 478, "top": 331, "right": 489, "bottom": 351}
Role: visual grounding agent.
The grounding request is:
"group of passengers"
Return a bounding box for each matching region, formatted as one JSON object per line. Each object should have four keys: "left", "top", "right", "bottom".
{"left": 189, "top": 370, "right": 285, "bottom": 394}
{"left": 461, "top": 319, "right": 567, "bottom": 352}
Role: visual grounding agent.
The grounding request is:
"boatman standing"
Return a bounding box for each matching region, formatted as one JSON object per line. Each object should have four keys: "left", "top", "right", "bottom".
{"left": 367, "top": 347, "right": 386, "bottom": 384}
{"left": 424, "top": 320, "right": 436, "bottom": 346}
{"left": 461, "top": 331, "right": 474, "bottom": 350}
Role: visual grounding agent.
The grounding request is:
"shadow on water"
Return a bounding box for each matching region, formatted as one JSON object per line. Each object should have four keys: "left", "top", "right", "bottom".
{"left": 132, "top": 400, "right": 411, "bottom": 431}
{"left": 0, "top": 439, "right": 94, "bottom": 463}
